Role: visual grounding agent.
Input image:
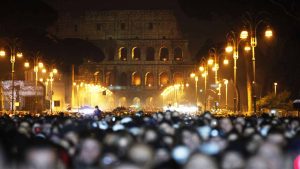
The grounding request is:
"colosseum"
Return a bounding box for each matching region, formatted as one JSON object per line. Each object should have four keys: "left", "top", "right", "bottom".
{"left": 51, "top": 10, "right": 196, "bottom": 109}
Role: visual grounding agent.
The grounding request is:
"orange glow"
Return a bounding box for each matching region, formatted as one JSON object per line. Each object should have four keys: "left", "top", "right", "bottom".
{"left": 16, "top": 52, "right": 23, "bottom": 58}
{"left": 199, "top": 66, "right": 204, "bottom": 72}
{"left": 24, "top": 61, "right": 30, "bottom": 68}
{"left": 190, "top": 73, "right": 195, "bottom": 78}
{"left": 223, "top": 59, "right": 229, "bottom": 65}
{"left": 208, "top": 59, "right": 213, "bottom": 65}
{"left": 240, "top": 30, "right": 248, "bottom": 39}
{"left": 0, "top": 50, "right": 5, "bottom": 57}
{"left": 265, "top": 27, "right": 273, "bottom": 38}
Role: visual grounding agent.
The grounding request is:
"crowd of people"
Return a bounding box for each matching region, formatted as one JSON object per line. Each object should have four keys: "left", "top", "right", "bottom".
{"left": 0, "top": 110, "right": 299, "bottom": 169}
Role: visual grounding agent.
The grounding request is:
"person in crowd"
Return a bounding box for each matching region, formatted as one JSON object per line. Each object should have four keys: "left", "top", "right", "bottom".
{"left": 0, "top": 110, "right": 298, "bottom": 169}
{"left": 93, "top": 105, "right": 102, "bottom": 118}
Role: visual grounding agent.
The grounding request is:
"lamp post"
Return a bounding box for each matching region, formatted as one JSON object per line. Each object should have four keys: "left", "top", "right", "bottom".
{"left": 199, "top": 60, "right": 208, "bottom": 111}
{"left": 242, "top": 12, "right": 273, "bottom": 116}
{"left": 0, "top": 41, "right": 23, "bottom": 114}
{"left": 190, "top": 73, "right": 199, "bottom": 106}
{"left": 226, "top": 30, "right": 248, "bottom": 114}
{"left": 274, "top": 82, "right": 277, "bottom": 95}
{"left": 24, "top": 56, "right": 44, "bottom": 114}
{"left": 223, "top": 79, "right": 228, "bottom": 110}
{"left": 217, "top": 83, "right": 221, "bottom": 109}
{"left": 48, "top": 69, "right": 58, "bottom": 114}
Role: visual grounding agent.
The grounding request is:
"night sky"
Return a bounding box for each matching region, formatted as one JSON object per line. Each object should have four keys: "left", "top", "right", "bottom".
{"left": 0, "top": 0, "right": 299, "bottom": 98}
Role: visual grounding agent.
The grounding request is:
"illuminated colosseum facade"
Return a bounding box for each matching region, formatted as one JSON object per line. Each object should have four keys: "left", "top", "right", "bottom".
{"left": 51, "top": 10, "right": 196, "bottom": 109}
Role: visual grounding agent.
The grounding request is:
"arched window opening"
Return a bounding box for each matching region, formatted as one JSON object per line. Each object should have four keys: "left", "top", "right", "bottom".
{"left": 108, "top": 48, "right": 115, "bottom": 61}
{"left": 105, "top": 72, "right": 115, "bottom": 86}
{"left": 145, "top": 72, "right": 154, "bottom": 87}
{"left": 146, "top": 47, "right": 155, "bottom": 61}
{"left": 119, "top": 72, "right": 128, "bottom": 86}
{"left": 119, "top": 47, "right": 127, "bottom": 61}
{"left": 132, "top": 47, "right": 141, "bottom": 61}
{"left": 160, "top": 47, "right": 169, "bottom": 61}
{"left": 159, "top": 72, "right": 169, "bottom": 87}
{"left": 132, "top": 72, "right": 141, "bottom": 86}
{"left": 173, "top": 72, "right": 184, "bottom": 84}
{"left": 174, "top": 47, "right": 183, "bottom": 61}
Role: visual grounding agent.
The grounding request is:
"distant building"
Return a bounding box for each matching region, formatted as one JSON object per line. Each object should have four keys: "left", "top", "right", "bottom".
{"left": 50, "top": 10, "right": 196, "bottom": 109}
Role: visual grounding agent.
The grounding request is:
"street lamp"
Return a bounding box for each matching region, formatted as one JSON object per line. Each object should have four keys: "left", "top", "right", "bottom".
{"left": 24, "top": 56, "right": 44, "bottom": 114}
{"left": 223, "top": 79, "right": 229, "bottom": 110}
{"left": 274, "top": 82, "right": 277, "bottom": 95}
{"left": 199, "top": 58, "right": 209, "bottom": 111}
{"left": 226, "top": 30, "right": 248, "bottom": 113}
{"left": 208, "top": 48, "right": 228, "bottom": 85}
{"left": 0, "top": 41, "right": 23, "bottom": 114}
{"left": 190, "top": 73, "right": 199, "bottom": 106}
{"left": 48, "top": 69, "right": 58, "bottom": 114}
{"left": 242, "top": 12, "right": 273, "bottom": 116}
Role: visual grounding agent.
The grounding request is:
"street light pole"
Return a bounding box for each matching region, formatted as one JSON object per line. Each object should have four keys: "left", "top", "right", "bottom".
{"left": 199, "top": 59, "right": 208, "bottom": 111}
{"left": 1, "top": 40, "right": 23, "bottom": 114}
{"left": 274, "top": 82, "right": 277, "bottom": 95}
{"left": 243, "top": 12, "right": 273, "bottom": 116}
{"left": 49, "top": 72, "right": 54, "bottom": 114}
{"left": 224, "top": 79, "right": 228, "bottom": 110}
{"left": 195, "top": 76, "right": 199, "bottom": 106}
{"left": 226, "top": 31, "right": 247, "bottom": 114}
{"left": 10, "top": 48, "right": 16, "bottom": 114}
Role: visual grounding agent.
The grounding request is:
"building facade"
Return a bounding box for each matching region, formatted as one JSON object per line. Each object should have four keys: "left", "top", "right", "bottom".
{"left": 51, "top": 10, "right": 196, "bottom": 109}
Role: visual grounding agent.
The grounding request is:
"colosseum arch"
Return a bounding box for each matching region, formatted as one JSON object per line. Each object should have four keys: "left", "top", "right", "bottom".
{"left": 145, "top": 72, "right": 154, "bottom": 87}
{"left": 132, "top": 72, "right": 141, "bottom": 86}
{"left": 105, "top": 71, "right": 115, "bottom": 86}
{"left": 146, "top": 47, "right": 155, "bottom": 61}
{"left": 174, "top": 47, "right": 183, "bottom": 61}
{"left": 145, "top": 97, "right": 154, "bottom": 108}
{"left": 173, "top": 72, "right": 184, "bottom": 84}
{"left": 119, "top": 47, "right": 127, "bottom": 61}
{"left": 132, "top": 47, "right": 141, "bottom": 61}
{"left": 132, "top": 97, "right": 141, "bottom": 106}
{"left": 159, "top": 47, "right": 169, "bottom": 61}
{"left": 119, "top": 97, "right": 127, "bottom": 107}
{"left": 119, "top": 72, "right": 128, "bottom": 86}
{"left": 107, "top": 48, "right": 115, "bottom": 61}
{"left": 159, "top": 72, "right": 169, "bottom": 87}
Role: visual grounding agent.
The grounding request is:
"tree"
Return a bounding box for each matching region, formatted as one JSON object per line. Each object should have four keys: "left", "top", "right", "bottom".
{"left": 257, "top": 90, "right": 293, "bottom": 110}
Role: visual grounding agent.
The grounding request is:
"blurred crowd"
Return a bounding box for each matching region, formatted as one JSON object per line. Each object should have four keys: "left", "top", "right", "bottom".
{"left": 0, "top": 111, "right": 300, "bottom": 169}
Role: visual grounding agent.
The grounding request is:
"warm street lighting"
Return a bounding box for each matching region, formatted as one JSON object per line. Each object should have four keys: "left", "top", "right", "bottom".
{"left": 52, "top": 68, "right": 58, "bottom": 74}
{"left": 240, "top": 30, "right": 249, "bottom": 39}
{"left": 274, "top": 82, "right": 278, "bottom": 95}
{"left": 223, "top": 58, "right": 229, "bottom": 65}
{"left": 38, "top": 62, "right": 44, "bottom": 68}
{"left": 208, "top": 58, "right": 214, "bottom": 65}
{"left": 16, "top": 52, "right": 23, "bottom": 58}
{"left": 244, "top": 42, "right": 251, "bottom": 51}
{"left": 242, "top": 12, "right": 274, "bottom": 115}
{"left": 190, "top": 73, "right": 196, "bottom": 78}
{"left": 24, "top": 61, "right": 30, "bottom": 68}
{"left": 208, "top": 48, "right": 227, "bottom": 85}
{"left": 265, "top": 26, "right": 273, "bottom": 38}
{"left": 199, "top": 66, "right": 204, "bottom": 72}
{"left": 0, "top": 39, "right": 23, "bottom": 113}
{"left": 224, "top": 79, "right": 229, "bottom": 110}
{"left": 23, "top": 53, "right": 49, "bottom": 114}
{"left": 0, "top": 50, "right": 5, "bottom": 57}
{"left": 225, "top": 45, "right": 233, "bottom": 53}
{"left": 226, "top": 30, "right": 247, "bottom": 113}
